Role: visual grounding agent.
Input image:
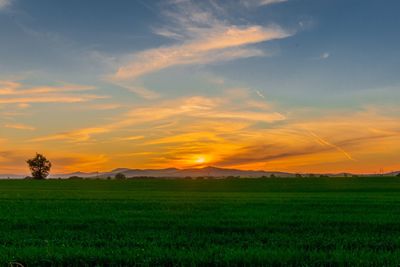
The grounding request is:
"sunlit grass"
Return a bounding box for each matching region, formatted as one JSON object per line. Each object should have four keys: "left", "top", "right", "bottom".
{"left": 0, "top": 178, "right": 399, "bottom": 265}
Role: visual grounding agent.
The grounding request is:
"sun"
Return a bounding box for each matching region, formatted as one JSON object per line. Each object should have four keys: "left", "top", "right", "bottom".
{"left": 194, "top": 156, "right": 206, "bottom": 164}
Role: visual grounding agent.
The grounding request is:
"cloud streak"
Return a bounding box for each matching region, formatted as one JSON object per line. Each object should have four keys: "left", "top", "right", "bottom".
{"left": 4, "top": 123, "right": 35, "bottom": 131}
{"left": 30, "top": 88, "right": 284, "bottom": 143}
{"left": 0, "top": 81, "right": 106, "bottom": 104}
{"left": 109, "top": 0, "right": 293, "bottom": 98}
{"left": 307, "top": 130, "right": 354, "bottom": 161}
{"left": 32, "top": 127, "right": 110, "bottom": 143}
{"left": 241, "top": 0, "right": 288, "bottom": 7}
{"left": 113, "top": 26, "right": 290, "bottom": 81}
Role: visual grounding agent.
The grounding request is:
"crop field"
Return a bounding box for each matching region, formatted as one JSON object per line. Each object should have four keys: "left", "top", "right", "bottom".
{"left": 1, "top": 177, "right": 400, "bottom": 266}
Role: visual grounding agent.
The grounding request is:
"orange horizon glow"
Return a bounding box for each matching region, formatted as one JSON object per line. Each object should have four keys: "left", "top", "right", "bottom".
{"left": 2, "top": 99, "right": 399, "bottom": 175}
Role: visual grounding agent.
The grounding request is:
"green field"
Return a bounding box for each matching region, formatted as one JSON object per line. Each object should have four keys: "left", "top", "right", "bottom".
{"left": 1, "top": 177, "right": 400, "bottom": 266}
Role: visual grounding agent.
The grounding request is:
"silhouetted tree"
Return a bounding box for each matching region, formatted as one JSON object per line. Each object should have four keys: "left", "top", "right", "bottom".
{"left": 397, "top": 173, "right": 400, "bottom": 177}
{"left": 26, "top": 153, "right": 51, "bottom": 179}
{"left": 115, "top": 173, "right": 126, "bottom": 180}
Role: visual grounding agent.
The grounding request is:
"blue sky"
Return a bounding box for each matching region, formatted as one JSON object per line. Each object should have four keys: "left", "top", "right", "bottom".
{"left": 2, "top": 0, "right": 400, "bottom": 105}
{"left": 0, "top": 0, "right": 399, "bottom": 174}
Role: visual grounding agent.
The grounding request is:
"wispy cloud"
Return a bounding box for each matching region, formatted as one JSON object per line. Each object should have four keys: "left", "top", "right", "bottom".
{"left": 116, "top": 136, "right": 145, "bottom": 141}
{"left": 113, "top": 26, "right": 290, "bottom": 81}
{"left": 116, "top": 84, "right": 161, "bottom": 100}
{"left": 52, "top": 154, "right": 110, "bottom": 172}
{"left": 320, "top": 52, "right": 330, "bottom": 60}
{"left": 32, "top": 127, "right": 110, "bottom": 143}
{"left": 241, "top": 0, "right": 288, "bottom": 7}
{"left": 0, "top": 95, "right": 106, "bottom": 104}
{"left": 32, "top": 88, "right": 285, "bottom": 143}
{"left": 4, "top": 123, "right": 35, "bottom": 131}
{"left": 0, "top": 81, "right": 106, "bottom": 104}
{"left": 211, "top": 111, "right": 400, "bottom": 172}
{"left": 259, "top": 0, "right": 288, "bottom": 5}
{"left": 214, "top": 144, "right": 329, "bottom": 168}
{"left": 109, "top": 0, "right": 293, "bottom": 98}
{"left": 84, "top": 103, "right": 123, "bottom": 111}
{"left": 0, "top": 82, "right": 95, "bottom": 96}
{"left": 118, "top": 92, "right": 285, "bottom": 127}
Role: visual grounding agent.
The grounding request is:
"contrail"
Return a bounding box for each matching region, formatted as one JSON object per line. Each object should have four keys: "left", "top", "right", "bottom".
{"left": 307, "top": 130, "right": 355, "bottom": 161}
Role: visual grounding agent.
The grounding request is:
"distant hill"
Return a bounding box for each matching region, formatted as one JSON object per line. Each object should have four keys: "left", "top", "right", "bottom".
{"left": 0, "top": 174, "right": 26, "bottom": 179}
{"left": 99, "top": 166, "right": 293, "bottom": 178}
{"left": 1, "top": 167, "right": 399, "bottom": 179}
{"left": 53, "top": 171, "right": 100, "bottom": 178}
{"left": 387, "top": 171, "right": 400, "bottom": 176}
{"left": 45, "top": 166, "right": 292, "bottom": 179}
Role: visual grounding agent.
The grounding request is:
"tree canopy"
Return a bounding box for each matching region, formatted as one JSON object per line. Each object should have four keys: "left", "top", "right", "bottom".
{"left": 27, "top": 153, "right": 52, "bottom": 179}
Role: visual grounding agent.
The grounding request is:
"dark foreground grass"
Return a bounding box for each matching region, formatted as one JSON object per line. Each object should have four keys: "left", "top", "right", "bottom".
{"left": 0, "top": 177, "right": 400, "bottom": 266}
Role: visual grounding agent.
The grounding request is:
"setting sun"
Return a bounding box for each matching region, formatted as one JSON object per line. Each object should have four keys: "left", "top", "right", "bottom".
{"left": 194, "top": 156, "right": 206, "bottom": 164}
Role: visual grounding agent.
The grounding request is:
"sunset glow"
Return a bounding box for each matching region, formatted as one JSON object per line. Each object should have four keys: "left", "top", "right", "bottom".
{"left": 194, "top": 156, "right": 207, "bottom": 165}
{"left": 0, "top": 0, "right": 399, "bottom": 175}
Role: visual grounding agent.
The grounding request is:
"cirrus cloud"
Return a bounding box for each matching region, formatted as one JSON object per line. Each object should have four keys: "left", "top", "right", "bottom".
{"left": 4, "top": 123, "right": 35, "bottom": 131}
{"left": 113, "top": 25, "right": 290, "bottom": 81}
{"left": 0, "top": 80, "right": 107, "bottom": 104}
{"left": 109, "top": 0, "right": 293, "bottom": 98}
{"left": 241, "top": 0, "right": 288, "bottom": 7}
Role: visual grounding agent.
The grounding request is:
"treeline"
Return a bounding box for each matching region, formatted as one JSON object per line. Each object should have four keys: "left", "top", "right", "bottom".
{"left": 22, "top": 173, "right": 400, "bottom": 180}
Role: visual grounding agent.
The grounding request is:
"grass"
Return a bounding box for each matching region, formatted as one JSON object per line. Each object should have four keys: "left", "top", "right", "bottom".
{"left": 0, "top": 177, "right": 400, "bottom": 266}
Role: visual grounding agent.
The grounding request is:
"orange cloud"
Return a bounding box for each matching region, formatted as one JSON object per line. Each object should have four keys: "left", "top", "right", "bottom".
{"left": 2, "top": 80, "right": 399, "bottom": 174}
{"left": 4, "top": 123, "right": 35, "bottom": 131}
{"left": 32, "top": 127, "right": 110, "bottom": 143}
{"left": 0, "top": 95, "right": 106, "bottom": 104}
{"left": 113, "top": 26, "right": 290, "bottom": 81}
{"left": 108, "top": 1, "right": 293, "bottom": 98}
{"left": 0, "top": 81, "right": 106, "bottom": 104}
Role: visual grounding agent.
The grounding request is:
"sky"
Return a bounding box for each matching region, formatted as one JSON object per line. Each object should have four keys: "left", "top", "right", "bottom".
{"left": 0, "top": 0, "right": 399, "bottom": 174}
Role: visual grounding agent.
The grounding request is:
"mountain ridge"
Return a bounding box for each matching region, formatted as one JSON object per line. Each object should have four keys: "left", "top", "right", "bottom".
{"left": 1, "top": 166, "right": 398, "bottom": 179}
{"left": 0, "top": 166, "right": 400, "bottom": 179}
